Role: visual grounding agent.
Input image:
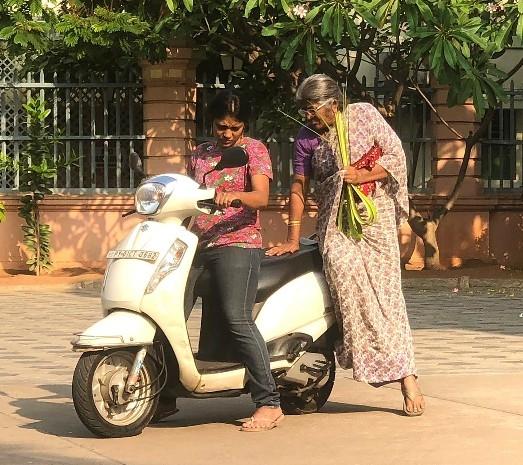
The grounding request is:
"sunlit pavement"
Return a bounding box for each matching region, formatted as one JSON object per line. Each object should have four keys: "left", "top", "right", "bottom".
{"left": 0, "top": 287, "right": 522, "bottom": 465}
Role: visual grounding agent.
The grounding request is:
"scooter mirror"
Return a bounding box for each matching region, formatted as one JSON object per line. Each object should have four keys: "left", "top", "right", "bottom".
{"left": 214, "top": 146, "right": 248, "bottom": 170}
{"left": 129, "top": 151, "right": 145, "bottom": 177}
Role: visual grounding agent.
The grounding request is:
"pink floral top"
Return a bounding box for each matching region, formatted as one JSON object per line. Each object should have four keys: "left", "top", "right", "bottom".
{"left": 188, "top": 137, "right": 273, "bottom": 249}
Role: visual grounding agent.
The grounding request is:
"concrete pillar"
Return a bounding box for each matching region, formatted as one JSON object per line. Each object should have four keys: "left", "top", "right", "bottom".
{"left": 141, "top": 45, "right": 199, "bottom": 174}
{"left": 430, "top": 81, "right": 482, "bottom": 196}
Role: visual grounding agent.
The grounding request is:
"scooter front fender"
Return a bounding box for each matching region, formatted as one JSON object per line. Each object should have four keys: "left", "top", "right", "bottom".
{"left": 71, "top": 310, "right": 156, "bottom": 351}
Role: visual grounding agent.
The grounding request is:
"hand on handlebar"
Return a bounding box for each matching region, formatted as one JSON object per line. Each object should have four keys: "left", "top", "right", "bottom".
{"left": 265, "top": 241, "right": 300, "bottom": 256}
{"left": 215, "top": 191, "right": 242, "bottom": 209}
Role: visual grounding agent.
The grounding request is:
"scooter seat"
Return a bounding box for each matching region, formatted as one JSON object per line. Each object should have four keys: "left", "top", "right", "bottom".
{"left": 256, "top": 244, "right": 323, "bottom": 302}
{"left": 193, "top": 244, "right": 323, "bottom": 303}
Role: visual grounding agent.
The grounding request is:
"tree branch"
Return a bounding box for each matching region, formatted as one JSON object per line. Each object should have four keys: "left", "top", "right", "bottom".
{"left": 439, "top": 108, "right": 495, "bottom": 217}
{"left": 501, "top": 56, "right": 523, "bottom": 84}
{"left": 411, "top": 80, "right": 465, "bottom": 139}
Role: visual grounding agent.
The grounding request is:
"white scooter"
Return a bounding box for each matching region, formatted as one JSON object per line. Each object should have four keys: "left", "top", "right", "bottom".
{"left": 71, "top": 148, "right": 338, "bottom": 438}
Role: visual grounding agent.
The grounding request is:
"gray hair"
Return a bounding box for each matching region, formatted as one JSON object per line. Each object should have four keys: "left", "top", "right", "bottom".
{"left": 295, "top": 74, "right": 342, "bottom": 104}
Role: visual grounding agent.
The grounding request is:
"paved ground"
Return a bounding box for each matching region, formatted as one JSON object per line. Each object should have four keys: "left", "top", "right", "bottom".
{"left": 0, "top": 286, "right": 522, "bottom": 464}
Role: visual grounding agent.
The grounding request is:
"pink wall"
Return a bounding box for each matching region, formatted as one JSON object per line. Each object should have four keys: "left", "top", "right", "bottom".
{"left": 2, "top": 193, "right": 514, "bottom": 272}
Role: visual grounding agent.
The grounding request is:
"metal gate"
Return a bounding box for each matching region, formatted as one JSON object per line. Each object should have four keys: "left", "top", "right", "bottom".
{"left": 0, "top": 55, "right": 144, "bottom": 193}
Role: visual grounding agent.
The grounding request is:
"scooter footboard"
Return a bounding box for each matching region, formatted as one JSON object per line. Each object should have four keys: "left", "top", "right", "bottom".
{"left": 71, "top": 310, "right": 156, "bottom": 351}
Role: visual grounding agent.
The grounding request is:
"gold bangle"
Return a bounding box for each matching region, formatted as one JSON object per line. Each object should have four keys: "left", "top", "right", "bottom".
{"left": 288, "top": 220, "right": 301, "bottom": 226}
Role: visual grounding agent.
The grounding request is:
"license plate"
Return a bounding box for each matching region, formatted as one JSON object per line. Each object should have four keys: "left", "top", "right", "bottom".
{"left": 106, "top": 250, "right": 160, "bottom": 262}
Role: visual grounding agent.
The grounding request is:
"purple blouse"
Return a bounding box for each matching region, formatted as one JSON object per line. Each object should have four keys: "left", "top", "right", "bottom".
{"left": 293, "top": 126, "right": 321, "bottom": 176}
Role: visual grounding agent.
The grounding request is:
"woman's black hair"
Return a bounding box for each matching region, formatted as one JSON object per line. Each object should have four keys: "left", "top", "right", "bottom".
{"left": 208, "top": 90, "right": 251, "bottom": 129}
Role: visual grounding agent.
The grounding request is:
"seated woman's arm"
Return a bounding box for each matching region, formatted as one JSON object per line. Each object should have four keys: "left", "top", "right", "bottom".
{"left": 214, "top": 174, "right": 270, "bottom": 209}
{"left": 265, "top": 174, "right": 309, "bottom": 256}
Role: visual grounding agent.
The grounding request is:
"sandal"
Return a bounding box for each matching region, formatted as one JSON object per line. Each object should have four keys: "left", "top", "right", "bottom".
{"left": 240, "top": 414, "right": 285, "bottom": 432}
{"left": 401, "top": 388, "right": 425, "bottom": 417}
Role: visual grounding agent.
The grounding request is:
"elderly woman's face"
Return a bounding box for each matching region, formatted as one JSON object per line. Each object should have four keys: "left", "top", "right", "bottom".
{"left": 301, "top": 99, "right": 338, "bottom": 132}
{"left": 213, "top": 116, "right": 245, "bottom": 148}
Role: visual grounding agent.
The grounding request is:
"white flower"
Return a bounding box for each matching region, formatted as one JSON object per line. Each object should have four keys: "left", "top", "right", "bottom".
{"left": 224, "top": 175, "right": 234, "bottom": 181}
{"left": 353, "top": 15, "right": 362, "bottom": 26}
{"left": 292, "top": 4, "right": 309, "bottom": 19}
{"left": 42, "top": 0, "right": 60, "bottom": 10}
{"left": 486, "top": 2, "right": 504, "bottom": 14}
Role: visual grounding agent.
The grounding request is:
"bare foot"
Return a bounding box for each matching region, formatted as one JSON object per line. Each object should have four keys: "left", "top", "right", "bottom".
{"left": 400, "top": 375, "right": 425, "bottom": 416}
{"left": 241, "top": 406, "right": 284, "bottom": 432}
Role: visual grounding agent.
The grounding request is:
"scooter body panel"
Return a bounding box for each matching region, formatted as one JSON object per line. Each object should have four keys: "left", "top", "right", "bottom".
{"left": 195, "top": 359, "right": 293, "bottom": 393}
{"left": 72, "top": 310, "right": 156, "bottom": 349}
{"left": 255, "top": 271, "right": 333, "bottom": 342}
{"left": 140, "top": 227, "right": 202, "bottom": 392}
{"left": 99, "top": 221, "right": 203, "bottom": 391}
{"left": 101, "top": 221, "right": 184, "bottom": 312}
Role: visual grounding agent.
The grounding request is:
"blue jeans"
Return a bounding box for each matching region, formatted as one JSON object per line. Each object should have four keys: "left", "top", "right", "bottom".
{"left": 189, "top": 246, "right": 280, "bottom": 408}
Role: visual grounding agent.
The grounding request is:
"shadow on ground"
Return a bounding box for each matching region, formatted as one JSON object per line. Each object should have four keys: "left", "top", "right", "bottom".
{"left": 0, "top": 446, "right": 113, "bottom": 465}
{"left": 9, "top": 384, "right": 94, "bottom": 439}
{"left": 9, "top": 384, "right": 401, "bottom": 439}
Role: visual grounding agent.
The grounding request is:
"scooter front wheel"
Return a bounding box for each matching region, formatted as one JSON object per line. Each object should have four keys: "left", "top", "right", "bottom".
{"left": 72, "top": 349, "right": 159, "bottom": 438}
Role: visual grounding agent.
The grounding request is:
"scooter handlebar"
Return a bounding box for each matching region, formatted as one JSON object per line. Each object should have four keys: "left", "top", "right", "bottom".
{"left": 230, "top": 199, "right": 242, "bottom": 208}
{"left": 197, "top": 199, "right": 243, "bottom": 210}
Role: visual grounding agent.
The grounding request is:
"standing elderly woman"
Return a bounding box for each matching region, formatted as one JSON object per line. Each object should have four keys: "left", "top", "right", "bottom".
{"left": 268, "top": 74, "right": 425, "bottom": 416}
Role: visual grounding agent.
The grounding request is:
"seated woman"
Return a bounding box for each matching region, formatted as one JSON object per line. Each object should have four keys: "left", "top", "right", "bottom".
{"left": 186, "top": 90, "right": 284, "bottom": 432}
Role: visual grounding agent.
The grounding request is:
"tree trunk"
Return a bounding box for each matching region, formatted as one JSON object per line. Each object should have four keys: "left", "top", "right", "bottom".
{"left": 422, "top": 219, "right": 444, "bottom": 270}
{"left": 407, "top": 109, "right": 496, "bottom": 269}
{"left": 407, "top": 209, "right": 445, "bottom": 270}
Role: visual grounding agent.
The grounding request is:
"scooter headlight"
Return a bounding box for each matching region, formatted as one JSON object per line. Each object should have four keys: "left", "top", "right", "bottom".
{"left": 135, "top": 182, "right": 166, "bottom": 215}
{"left": 146, "top": 239, "right": 188, "bottom": 294}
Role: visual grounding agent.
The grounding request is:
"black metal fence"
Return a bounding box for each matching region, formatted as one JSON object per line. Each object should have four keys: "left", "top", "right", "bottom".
{"left": 0, "top": 55, "right": 144, "bottom": 194}
{"left": 195, "top": 80, "right": 433, "bottom": 194}
{"left": 481, "top": 80, "right": 523, "bottom": 191}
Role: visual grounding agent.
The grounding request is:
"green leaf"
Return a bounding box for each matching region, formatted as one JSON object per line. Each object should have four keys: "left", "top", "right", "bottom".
{"left": 519, "top": 0, "right": 523, "bottom": 14}
{"left": 305, "top": 33, "right": 316, "bottom": 74}
{"left": 430, "top": 37, "right": 443, "bottom": 71}
{"left": 0, "top": 26, "right": 16, "bottom": 40}
{"left": 245, "top": 0, "right": 258, "bottom": 17}
{"left": 494, "top": 21, "right": 515, "bottom": 51}
{"left": 345, "top": 15, "right": 359, "bottom": 46}
{"left": 461, "top": 41, "right": 470, "bottom": 58}
{"left": 376, "top": 0, "right": 394, "bottom": 27}
{"left": 182, "top": 0, "right": 193, "bottom": 12}
{"left": 262, "top": 26, "right": 278, "bottom": 36}
{"left": 305, "top": 5, "right": 322, "bottom": 24}
{"left": 333, "top": 7, "right": 343, "bottom": 44}
{"left": 280, "top": 0, "right": 291, "bottom": 16}
{"left": 166, "top": 0, "right": 176, "bottom": 12}
{"left": 280, "top": 31, "right": 305, "bottom": 70}
{"left": 454, "top": 31, "right": 488, "bottom": 49}
{"left": 472, "top": 80, "right": 485, "bottom": 117}
{"left": 415, "top": 0, "right": 434, "bottom": 22}
{"left": 30, "top": 0, "right": 43, "bottom": 17}
{"left": 517, "top": 15, "right": 523, "bottom": 40}
{"left": 261, "top": 22, "right": 288, "bottom": 36}
{"left": 321, "top": 5, "right": 335, "bottom": 37}
{"left": 442, "top": 41, "right": 457, "bottom": 68}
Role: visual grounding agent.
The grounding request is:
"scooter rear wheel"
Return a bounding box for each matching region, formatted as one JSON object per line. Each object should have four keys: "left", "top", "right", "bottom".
{"left": 72, "top": 349, "right": 159, "bottom": 438}
{"left": 279, "top": 349, "right": 336, "bottom": 415}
